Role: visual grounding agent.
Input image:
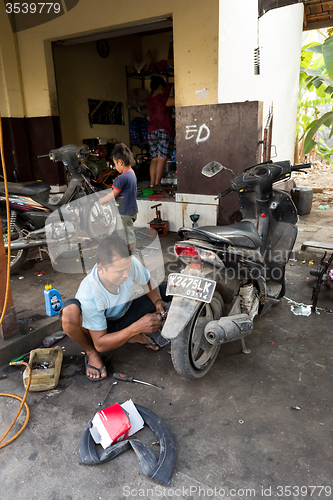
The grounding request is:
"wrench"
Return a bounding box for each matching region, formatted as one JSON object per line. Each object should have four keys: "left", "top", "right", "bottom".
{"left": 98, "top": 381, "right": 117, "bottom": 406}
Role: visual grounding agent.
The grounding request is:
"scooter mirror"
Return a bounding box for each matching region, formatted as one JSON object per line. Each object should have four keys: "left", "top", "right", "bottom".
{"left": 201, "top": 161, "right": 225, "bottom": 178}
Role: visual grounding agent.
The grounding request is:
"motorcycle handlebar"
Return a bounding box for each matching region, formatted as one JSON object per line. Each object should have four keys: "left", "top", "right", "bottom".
{"left": 216, "top": 187, "right": 233, "bottom": 199}
{"left": 38, "top": 145, "right": 91, "bottom": 163}
{"left": 212, "top": 161, "right": 312, "bottom": 201}
{"left": 291, "top": 163, "right": 311, "bottom": 171}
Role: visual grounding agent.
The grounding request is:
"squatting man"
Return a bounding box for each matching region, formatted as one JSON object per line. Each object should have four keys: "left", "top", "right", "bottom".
{"left": 61, "top": 235, "right": 170, "bottom": 381}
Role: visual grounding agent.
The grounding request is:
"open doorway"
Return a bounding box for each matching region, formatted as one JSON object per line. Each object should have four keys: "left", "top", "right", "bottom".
{"left": 52, "top": 18, "right": 175, "bottom": 187}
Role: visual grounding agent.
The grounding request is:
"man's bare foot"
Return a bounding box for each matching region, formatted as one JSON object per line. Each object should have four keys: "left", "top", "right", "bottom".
{"left": 85, "top": 351, "right": 107, "bottom": 380}
{"left": 128, "top": 333, "right": 160, "bottom": 351}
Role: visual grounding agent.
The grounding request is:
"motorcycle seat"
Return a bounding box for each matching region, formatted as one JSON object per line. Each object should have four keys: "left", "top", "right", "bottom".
{"left": 178, "top": 221, "right": 261, "bottom": 249}
{"left": 0, "top": 181, "right": 50, "bottom": 197}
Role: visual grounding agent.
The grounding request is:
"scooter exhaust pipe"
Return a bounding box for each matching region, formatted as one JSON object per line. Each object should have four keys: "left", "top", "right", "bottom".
{"left": 4, "top": 239, "right": 46, "bottom": 250}
{"left": 204, "top": 314, "right": 253, "bottom": 345}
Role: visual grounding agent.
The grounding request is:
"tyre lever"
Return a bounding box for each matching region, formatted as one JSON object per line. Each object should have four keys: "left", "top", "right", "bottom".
{"left": 98, "top": 381, "right": 117, "bottom": 406}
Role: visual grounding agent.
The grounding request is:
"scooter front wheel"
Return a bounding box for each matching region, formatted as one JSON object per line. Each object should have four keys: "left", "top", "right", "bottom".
{"left": 85, "top": 201, "right": 117, "bottom": 242}
{"left": 171, "top": 292, "right": 224, "bottom": 379}
{"left": 0, "top": 212, "right": 28, "bottom": 273}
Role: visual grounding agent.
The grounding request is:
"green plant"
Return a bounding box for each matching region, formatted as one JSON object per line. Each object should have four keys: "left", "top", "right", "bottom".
{"left": 297, "top": 31, "right": 333, "bottom": 161}
{"left": 316, "top": 138, "right": 333, "bottom": 161}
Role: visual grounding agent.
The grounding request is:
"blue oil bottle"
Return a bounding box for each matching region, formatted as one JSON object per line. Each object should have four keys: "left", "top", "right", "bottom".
{"left": 44, "top": 284, "right": 63, "bottom": 317}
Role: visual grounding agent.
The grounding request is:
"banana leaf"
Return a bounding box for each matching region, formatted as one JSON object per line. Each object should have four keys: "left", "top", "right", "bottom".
{"left": 323, "top": 37, "right": 333, "bottom": 78}
{"left": 303, "top": 111, "right": 333, "bottom": 154}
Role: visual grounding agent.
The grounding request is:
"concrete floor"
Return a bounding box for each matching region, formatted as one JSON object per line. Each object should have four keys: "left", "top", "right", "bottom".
{"left": 1, "top": 225, "right": 333, "bottom": 499}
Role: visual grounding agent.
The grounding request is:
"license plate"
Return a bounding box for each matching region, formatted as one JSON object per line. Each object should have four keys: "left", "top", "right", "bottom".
{"left": 166, "top": 273, "right": 216, "bottom": 303}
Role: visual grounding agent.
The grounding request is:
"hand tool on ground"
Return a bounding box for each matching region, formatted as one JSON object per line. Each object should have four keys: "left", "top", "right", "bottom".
{"left": 98, "top": 381, "right": 117, "bottom": 406}
{"left": 9, "top": 352, "right": 31, "bottom": 364}
{"left": 113, "top": 372, "right": 163, "bottom": 390}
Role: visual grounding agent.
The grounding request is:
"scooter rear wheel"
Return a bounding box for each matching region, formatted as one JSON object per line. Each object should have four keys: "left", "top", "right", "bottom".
{"left": 171, "top": 292, "right": 224, "bottom": 379}
{"left": 0, "top": 212, "right": 28, "bottom": 273}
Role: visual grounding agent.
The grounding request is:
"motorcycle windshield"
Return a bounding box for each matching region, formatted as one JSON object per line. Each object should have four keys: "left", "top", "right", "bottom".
{"left": 45, "top": 189, "right": 165, "bottom": 303}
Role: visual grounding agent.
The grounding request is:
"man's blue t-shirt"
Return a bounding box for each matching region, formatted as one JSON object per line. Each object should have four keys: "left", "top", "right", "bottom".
{"left": 113, "top": 168, "right": 138, "bottom": 215}
{"left": 75, "top": 256, "right": 150, "bottom": 331}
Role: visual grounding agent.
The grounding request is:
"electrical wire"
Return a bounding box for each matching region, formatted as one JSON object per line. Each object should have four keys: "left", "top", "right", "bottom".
{"left": 0, "top": 361, "right": 31, "bottom": 449}
{"left": 96, "top": 169, "right": 115, "bottom": 187}
{"left": 0, "top": 114, "right": 11, "bottom": 327}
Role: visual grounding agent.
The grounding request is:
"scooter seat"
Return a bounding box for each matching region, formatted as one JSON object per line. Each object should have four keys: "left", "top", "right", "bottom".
{"left": 0, "top": 181, "right": 50, "bottom": 197}
{"left": 178, "top": 221, "right": 261, "bottom": 249}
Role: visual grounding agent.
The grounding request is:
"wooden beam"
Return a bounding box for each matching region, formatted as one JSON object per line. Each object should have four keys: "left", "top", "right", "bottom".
{"left": 303, "top": 17, "right": 333, "bottom": 29}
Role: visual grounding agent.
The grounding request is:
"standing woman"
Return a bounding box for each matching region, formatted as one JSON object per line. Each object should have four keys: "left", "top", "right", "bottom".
{"left": 146, "top": 76, "right": 175, "bottom": 188}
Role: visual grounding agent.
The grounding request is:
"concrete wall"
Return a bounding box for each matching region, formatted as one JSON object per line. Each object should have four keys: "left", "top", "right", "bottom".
{"left": 136, "top": 194, "right": 219, "bottom": 232}
{"left": 0, "top": 0, "right": 219, "bottom": 183}
{"left": 218, "top": 0, "right": 304, "bottom": 162}
{"left": 0, "top": 14, "right": 25, "bottom": 118}
{"left": 53, "top": 36, "right": 140, "bottom": 146}
{"left": 3, "top": 0, "right": 219, "bottom": 118}
{"left": 1, "top": 0, "right": 305, "bottom": 179}
{"left": 53, "top": 30, "right": 174, "bottom": 147}
{"left": 141, "top": 31, "right": 173, "bottom": 71}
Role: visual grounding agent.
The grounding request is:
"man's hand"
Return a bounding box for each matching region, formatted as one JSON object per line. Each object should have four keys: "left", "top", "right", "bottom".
{"left": 155, "top": 300, "right": 167, "bottom": 317}
{"left": 137, "top": 313, "right": 162, "bottom": 334}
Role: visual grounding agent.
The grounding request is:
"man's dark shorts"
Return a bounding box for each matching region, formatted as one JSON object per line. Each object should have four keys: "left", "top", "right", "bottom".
{"left": 61, "top": 284, "right": 170, "bottom": 333}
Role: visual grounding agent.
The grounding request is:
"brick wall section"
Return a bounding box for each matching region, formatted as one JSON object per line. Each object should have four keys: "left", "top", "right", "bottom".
{"left": 304, "top": 0, "right": 333, "bottom": 25}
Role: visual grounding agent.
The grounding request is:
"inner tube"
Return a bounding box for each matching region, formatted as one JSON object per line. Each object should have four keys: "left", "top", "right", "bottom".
{"left": 79, "top": 404, "right": 176, "bottom": 486}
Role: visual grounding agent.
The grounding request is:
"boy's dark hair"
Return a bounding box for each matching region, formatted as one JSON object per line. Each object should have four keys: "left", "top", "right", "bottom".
{"left": 112, "top": 142, "right": 135, "bottom": 167}
{"left": 96, "top": 235, "right": 130, "bottom": 266}
{"left": 150, "top": 76, "right": 167, "bottom": 92}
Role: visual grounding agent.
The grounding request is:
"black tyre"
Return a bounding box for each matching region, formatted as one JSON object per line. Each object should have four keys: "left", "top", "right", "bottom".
{"left": 171, "top": 292, "right": 224, "bottom": 379}
{"left": 275, "top": 267, "right": 286, "bottom": 299}
{"left": 85, "top": 202, "right": 117, "bottom": 242}
{"left": 0, "top": 212, "right": 28, "bottom": 273}
{"left": 277, "top": 278, "right": 286, "bottom": 299}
